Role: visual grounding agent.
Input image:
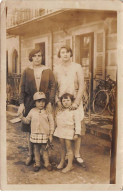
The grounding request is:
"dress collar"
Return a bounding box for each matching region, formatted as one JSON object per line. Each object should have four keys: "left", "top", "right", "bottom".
{"left": 29, "top": 64, "right": 49, "bottom": 71}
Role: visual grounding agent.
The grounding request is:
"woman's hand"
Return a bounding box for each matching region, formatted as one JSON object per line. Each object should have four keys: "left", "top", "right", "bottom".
{"left": 73, "top": 134, "right": 79, "bottom": 140}
{"left": 49, "top": 134, "right": 53, "bottom": 143}
{"left": 46, "top": 102, "right": 52, "bottom": 113}
{"left": 69, "top": 103, "right": 78, "bottom": 110}
{"left": 57, "top": 101, "right": 63, "bottom": 111}
{"left": 19, "top": 113, "right": 23, "bottom": 119}
{"left": 18, "top": 103, "right": 25, "bottom": 116}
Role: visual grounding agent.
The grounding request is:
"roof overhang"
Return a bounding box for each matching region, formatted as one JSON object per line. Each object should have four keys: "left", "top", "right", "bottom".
{"left": 7, "top": 9, "right": 117, "bottom": 36}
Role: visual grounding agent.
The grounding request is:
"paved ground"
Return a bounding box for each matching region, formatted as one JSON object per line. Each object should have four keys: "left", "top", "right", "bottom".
{"left": 6, "top": 111, "right": 113, "bottom": 184}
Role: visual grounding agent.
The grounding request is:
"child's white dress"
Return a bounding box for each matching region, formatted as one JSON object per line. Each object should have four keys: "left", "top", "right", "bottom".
{"left": 54, "top": 109, "right": 81, "bottom": 140}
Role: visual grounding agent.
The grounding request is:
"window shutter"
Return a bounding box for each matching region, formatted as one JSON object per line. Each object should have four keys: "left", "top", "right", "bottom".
{"left": 94, "top": 30, "right": 105, "bottom": 79}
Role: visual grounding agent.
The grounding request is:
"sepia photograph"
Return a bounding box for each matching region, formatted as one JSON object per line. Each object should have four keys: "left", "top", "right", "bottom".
{"left": 0, "top": 0, "right": 123, "bottom": 191}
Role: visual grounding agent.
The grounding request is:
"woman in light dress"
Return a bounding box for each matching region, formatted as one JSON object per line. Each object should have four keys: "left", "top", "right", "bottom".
{"left": 54, "top": 45, "right": 86, "bottom": 168}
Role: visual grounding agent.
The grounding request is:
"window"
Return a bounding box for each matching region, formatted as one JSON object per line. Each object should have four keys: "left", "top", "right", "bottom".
{"left": 12, "top": 49, "right": 18, "bottom": 74}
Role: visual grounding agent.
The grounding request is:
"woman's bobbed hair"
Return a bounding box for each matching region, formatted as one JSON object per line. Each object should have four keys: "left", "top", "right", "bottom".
{"left": 29, "top": 48, "right": 45, "bottom": 65}
{"left": 57, "top": 45, "right": 73, "bottom": 58}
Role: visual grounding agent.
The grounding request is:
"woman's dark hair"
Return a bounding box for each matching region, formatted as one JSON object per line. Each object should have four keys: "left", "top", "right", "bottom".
{"left": 57, "top": 45, "right": 73, "bottom": 58}
{"left": 29, "top": 48, "right": 45, "bottom": 65}
{"left": 60, "top": 93, "right": 75, "bottom": 105}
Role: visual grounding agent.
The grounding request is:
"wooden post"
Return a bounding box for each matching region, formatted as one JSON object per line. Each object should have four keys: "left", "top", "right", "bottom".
{"left": 19, "top": 36, "right": 21, "bottom": 74}
{"left": 89, "top": 72, "right": 91, "bottom": 124}
{"left": 51, "top": 31, "right": 53, "bottom": 71}
{"left": 110, "top": 78, "right": 117, "bottom": 184}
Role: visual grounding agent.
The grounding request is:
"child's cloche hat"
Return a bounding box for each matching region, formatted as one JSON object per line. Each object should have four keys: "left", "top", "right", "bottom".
{"left": 33, "top": 92, "right": 46, "bottom": 101}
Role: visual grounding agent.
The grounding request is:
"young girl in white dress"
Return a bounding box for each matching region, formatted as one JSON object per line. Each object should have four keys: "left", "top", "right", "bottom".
{"left": 54, "top": 93, "right": 81, "bottom": 173}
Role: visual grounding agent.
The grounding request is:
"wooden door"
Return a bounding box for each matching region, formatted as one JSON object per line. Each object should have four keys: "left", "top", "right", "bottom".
{"left": 80, "top": 33, "right": 94, "bottom": 99}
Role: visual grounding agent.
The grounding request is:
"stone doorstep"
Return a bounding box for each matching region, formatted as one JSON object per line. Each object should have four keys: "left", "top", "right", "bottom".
{"left": 86, "top": 124, "right": 112, "bottom": 142}
{"left": 84, "top": 113, "right": 113, "bottom": 141}
{"left": 87, "top": 128, "right": 111, "bottom": 141}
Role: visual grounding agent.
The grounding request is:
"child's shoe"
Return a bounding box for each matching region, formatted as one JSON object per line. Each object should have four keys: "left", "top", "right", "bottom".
{"left": 25, "top": 156, "right": 33, "bottom": 166}
{"left": 45, "top": 164, "right": 53, "bottom": 171}
{"left": 33, "top": 163, "right": 40, "bottom": 172}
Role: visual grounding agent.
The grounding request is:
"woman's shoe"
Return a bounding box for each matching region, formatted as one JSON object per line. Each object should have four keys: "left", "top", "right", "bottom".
{"left": 74, "top": 157, "right": 86, "bottom": 168}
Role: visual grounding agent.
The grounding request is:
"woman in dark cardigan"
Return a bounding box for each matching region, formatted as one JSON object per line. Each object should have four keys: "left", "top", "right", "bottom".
{"left": 18, "top": 48, "right": 56, "bottom": 166}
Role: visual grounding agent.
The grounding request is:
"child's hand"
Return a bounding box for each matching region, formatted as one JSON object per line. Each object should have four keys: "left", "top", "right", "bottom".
{"left": 57, "top": 101, "right": 63, "bottom": 111}
{"left": 46, "top": 102, "right": 52, "bottom": 113}
{"left": 49, "top": 134, "right": 53, "bottom": 143}
{"left": 69, "top": 103, "right": 78, "bottom": 110}
{"left": 19, "top": 113, "right": 23, "bottom": 119}
{"left": 73, "top": 134, "right": 79, "bottom": 140}
{"left": 18, "top": 103, "right": 25, "bottom": 116}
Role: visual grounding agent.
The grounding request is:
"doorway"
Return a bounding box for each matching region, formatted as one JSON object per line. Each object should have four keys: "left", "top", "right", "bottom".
{"left": 35, "top": 42, "right": 45, "bottom": 65}
{"left": 80, "top": 33, "right": 94, "bottom": 100}
{"left": 12, "top": 49, "right": 18, "bottom": 74}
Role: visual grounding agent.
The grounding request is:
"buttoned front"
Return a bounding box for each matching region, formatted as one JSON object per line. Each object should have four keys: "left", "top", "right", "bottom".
{"left": 22, "top": 107, "right": 54, "bottom": 143}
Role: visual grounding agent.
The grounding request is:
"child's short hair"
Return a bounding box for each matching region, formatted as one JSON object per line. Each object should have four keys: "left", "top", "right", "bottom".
{"left": 60, "top": 93, "right": 75, "bottom": 104}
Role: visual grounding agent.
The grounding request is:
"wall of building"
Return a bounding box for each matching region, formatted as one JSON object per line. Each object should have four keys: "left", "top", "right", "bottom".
{"left": 7, "top": 16, "right": 117, "bottom": 82}
{"left": 52, "top": 21, "right": 104, "bottom": 65}
{"left": 52, "top": 17, "right": 117, "bottom": 81}
{"left": 52, "top": 19, "right": 106, "bottom": 83}
{"left": 20, "top": 33, "right": 52, "bottom": 73}
{"left": 7, "top": 35, "right": 20, "bottom": 74}
{"left": 105, "top": 17, "right": 117, "bottom": 81}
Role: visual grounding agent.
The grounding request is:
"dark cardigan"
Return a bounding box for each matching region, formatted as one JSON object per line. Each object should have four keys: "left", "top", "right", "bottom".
{"left": 19, "top": 67, "right": 56, "bottom": 132}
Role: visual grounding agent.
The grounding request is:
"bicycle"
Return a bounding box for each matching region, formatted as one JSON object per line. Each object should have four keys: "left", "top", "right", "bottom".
{"left": 92, "top": 75, "right": 116, "bottom": 115}
{"left": 83, "top": 79, "right": 89, "bottom": 113}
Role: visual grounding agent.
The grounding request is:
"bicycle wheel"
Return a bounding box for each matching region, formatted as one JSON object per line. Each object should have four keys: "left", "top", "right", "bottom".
{"left": 93, "top": 90, "right": 109, "bottom": 114}
{"left": 108, "top": 94, "right": 115, "bottom": 115}
{"left": 82, "top": 91, "right": 89, "bottom": 112}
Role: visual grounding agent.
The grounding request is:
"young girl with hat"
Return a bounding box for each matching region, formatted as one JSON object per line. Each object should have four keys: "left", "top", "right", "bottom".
{"left": 20, "top": 92, "right": 54, "bottom": 172}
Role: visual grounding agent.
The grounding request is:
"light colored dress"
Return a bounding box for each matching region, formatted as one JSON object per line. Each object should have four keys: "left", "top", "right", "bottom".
{"left": 22, "top": 108, "right": 54, "bottom": 143}
{"left": 54, "top": 62, "right": 85, "bottom": 122}
{"left": 33, "top": 66, "right": 48, "bottom": 92}
{"left": 54, "top": 108, "right": 81, "bottom": 140}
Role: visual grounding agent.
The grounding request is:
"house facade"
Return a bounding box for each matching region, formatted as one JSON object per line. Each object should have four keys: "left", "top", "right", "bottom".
{"left": 6, "top": 8, "right": 117, "bottom": 109}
